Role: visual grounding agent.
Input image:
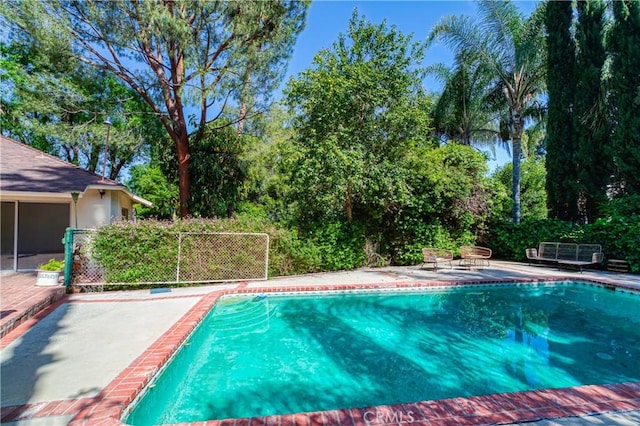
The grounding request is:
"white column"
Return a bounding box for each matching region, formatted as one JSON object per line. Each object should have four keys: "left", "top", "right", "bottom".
{"left": 13, "top": 201, "right": 18, "bottom": 271}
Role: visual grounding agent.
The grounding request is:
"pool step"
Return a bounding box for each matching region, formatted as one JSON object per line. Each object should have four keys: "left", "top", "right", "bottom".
{"left": 210, "top": 299, "right": 277, "bottom": 332}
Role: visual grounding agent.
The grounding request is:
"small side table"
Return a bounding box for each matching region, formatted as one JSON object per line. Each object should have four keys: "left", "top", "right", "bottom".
{"left": 607, "top": 259, "right": 629, "bottom": 273}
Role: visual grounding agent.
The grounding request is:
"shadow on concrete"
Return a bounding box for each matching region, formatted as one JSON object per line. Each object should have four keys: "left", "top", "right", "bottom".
{"left": 1, "top": 303, "right": 70, "bottom": 408}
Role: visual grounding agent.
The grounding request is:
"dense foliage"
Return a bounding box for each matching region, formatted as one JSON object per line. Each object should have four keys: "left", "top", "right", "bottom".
{"left": 545, "top": 0, "right": 577, "bottom": 221}
{"left": 487, "top": 196, "right": 640, "bottom": 273}
{"left": 389, "top": 144, "right": 495, "bottom": 264}
{"left": 2, "top": 0, "right": 309, "bottom": 217}
{"left": 428, "top": 0, "right": 547, "bottom": 224}
{"left": 282, "top": 12, "right": 433, "bottom": 264}
{"left": 545, "top": 0, "right": 640, "bottom": 219}
{"left": 284, "top": 11, "right": 432, "bottom": 226}
{"left": 0, "top": 40, "right": 158, "bottom": 180}
{"left": 187, "top": 125, "right": 248, "bottom": 218}
{"left": 608, "top": 0, "right": 640, "bottom": 195}
{"left": 127, "top": 164, "right": 179, "bottom": 220}
{"left": 574, "top": 0, "right": 609, "bottom": 223}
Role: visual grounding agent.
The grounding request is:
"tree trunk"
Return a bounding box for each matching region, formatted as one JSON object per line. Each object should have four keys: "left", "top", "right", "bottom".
{"left": 237, "top": 73, "right": 249, "bottom": 136}
{"left": 238, "top": 44, "right": 258, "bottom": 136}
{"left": 510, "top": 108, "right": 524, "bottom": 225}
{"left": 512, "top": 137, "right": 522, "bottom": 224}
{"left": 86, "top": 144, "right": 100, "bottom": 174}
{"left": 237, "top": 103, "right": 247, "bottom": 136}
{"left": 345, "top": 185, "right": 353, "bottom": 222}
{"left": 110, "top": 158, "right": 127, "bottom": 181}
{"left": 175, "top": 131, "right": 191, "bottom": 218}
{"left": 237, "top": 72, "right": 250, "bottom": 136}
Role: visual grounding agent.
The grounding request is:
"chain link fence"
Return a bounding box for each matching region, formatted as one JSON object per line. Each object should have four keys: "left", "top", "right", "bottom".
{"left": 71, "top": 229, "right": 106, "bottom": 287}
{"left": 68, "top": 229, "right": 269, "bottom": 289}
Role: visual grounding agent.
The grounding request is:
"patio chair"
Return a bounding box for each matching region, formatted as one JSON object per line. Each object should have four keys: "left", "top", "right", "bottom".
{"left": 459, "top": 246, "right": 492, "bottom": 269}
{"left": 421, "top": 248, "right": 453, "bottom": 271}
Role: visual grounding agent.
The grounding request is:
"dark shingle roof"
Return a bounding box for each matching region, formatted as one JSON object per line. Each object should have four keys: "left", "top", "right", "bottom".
{"left": 0, "top": 135, "right": 123, "bottom": 193}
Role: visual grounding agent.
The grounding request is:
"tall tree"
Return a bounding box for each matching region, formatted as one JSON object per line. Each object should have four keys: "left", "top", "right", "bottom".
{"left": 0, "top": 40, "right": 157, "bottom": 180}
{"left": 285, "top": 11, "right": 432, "bottom": 227}
{"left": 2, "top": 0, "right": 308, "bottom": 217}
{"left": 574, "top": 0, "right": 609, "bottom": 222}
{"left": 428, "top": 0, "right": 547, "bottom": 224}
{"left": 492, "top": 157, "right": 548, "bottom": 221}
{"left": 545, "top": 0, "right": 577, "bottom": 221}
{"left": 429, "top": 52, "right": 503, "bottom": 147}
{"left": 608, "top": 0, "right": 640, "bottom": 195}
{"left": 127, "top": 163, "right": 179, "bottom": 219}
{"left": 241, "top": 103, "right": 297, "bottom": 221}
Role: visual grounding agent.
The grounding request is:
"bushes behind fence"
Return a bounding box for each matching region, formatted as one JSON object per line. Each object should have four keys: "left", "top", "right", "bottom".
{"left": 92, "top": 215, "right": 324, "bottom": 282}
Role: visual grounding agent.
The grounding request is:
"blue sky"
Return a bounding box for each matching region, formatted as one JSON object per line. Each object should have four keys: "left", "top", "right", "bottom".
{"left": 285, "top": 0, "right": 540, "bottom": 89}
{"left": 280, "top": 0, "right": 541, "bottom": 170}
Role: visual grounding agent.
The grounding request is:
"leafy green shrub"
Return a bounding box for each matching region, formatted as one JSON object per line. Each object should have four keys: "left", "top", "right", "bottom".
{"left": 267, "top": 227, "right": 323, "bottom": 275}
{"left": 487, "top": 219, "right": 576, "bottom": 261}
{"left": 92, "top": 215, "right": 343, "bottom": 282}
{"left": 386, "top": 144, "right": 493, "bottom": 265}
{"left": 38, "top": 258, "right": 64, "bottom": 271}
{"left": 600, "top": 195, "right": 640, "bottom": 218}
{"left": 389, "top": 219, "right": 462, "bottom": 265}
{"left": 92, "top": 221, "right": 179, "bottom": 283}
{"left": 585, "top": 196, "right": 640, "bottom": 272}
{"left": 587, "top": 216, "right": 640, "bottom": 272}
{"left": 303, "top": 221, "right": 367, "bottom": 271}
{"left": 487, "top": 197, "right": 640, "bottom": 273}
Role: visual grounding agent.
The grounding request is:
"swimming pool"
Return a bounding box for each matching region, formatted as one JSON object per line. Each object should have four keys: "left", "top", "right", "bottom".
{"left": 124, "top": 280, "right": 640, "bottom": 425}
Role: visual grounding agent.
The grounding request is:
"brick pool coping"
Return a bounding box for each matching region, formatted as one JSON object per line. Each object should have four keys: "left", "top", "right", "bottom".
{"left": 11, "top": 277, "right": 640, "bottom": 425}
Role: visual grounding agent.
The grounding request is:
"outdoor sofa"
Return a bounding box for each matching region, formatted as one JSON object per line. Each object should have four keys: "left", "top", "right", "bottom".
{"left": 526, "top": 242, "right": 603, "bottom": 272}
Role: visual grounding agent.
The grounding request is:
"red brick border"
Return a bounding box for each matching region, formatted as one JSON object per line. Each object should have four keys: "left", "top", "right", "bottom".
{"left": 0, "top": 295, "right": 68, "bottom": 349}
{"left": 0, "top": 287, "right": 66, "bottom": 340}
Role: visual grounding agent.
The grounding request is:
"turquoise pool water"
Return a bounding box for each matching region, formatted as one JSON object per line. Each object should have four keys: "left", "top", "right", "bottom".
{"left": 125, "top": 282, "right": 640, "bottom": 425}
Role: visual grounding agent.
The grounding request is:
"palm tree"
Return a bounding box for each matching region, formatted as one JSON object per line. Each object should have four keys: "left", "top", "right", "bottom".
{"left": 428, "top": 52, "right": 504, "bottom": 150}
{"left": 428, "top": 0, "right": 546, "bottom": 224}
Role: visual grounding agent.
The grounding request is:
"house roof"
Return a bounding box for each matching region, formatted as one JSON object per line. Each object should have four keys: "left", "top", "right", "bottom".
{"left": 0, "top": 135, "right": 151, "bottom": 206}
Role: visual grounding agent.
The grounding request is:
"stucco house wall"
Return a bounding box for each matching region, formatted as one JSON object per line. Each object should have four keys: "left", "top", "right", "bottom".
{"left": 0, "top": 135, "right": 151, "bottom": 270}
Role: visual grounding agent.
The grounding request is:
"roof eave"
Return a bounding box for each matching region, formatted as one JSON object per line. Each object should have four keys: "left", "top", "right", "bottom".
{"left": 0, "top": 191, "right": 76, "bottom": 200}
{"left": 84, "top": 185, "right": 153, "bottom": 207}
{"left": 0, "top": 187, "right": 153, "bottom": 207}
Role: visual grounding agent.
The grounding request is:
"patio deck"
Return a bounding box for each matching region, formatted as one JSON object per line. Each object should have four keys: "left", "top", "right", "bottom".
{"left": 0, "top": 272, "right": 66, "bottom": 339}
{"left": 1, "top": 261, "right": 639, "bottom": 426}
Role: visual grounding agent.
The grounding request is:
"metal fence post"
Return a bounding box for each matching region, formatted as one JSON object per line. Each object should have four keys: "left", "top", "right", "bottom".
{"left": 176, "top": 232, "right": 182, "bottom": 283}
{"left": 264, "top": 234, "right": 270, "bottom": 279}
{"left": 62, "top": 227, "right": 74, "bottom": 288}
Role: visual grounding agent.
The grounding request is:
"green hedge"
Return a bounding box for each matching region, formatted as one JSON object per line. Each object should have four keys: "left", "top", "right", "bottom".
{"left": 92, "top": 221, "right": 179, "bottom": 282}
{"left": 92, "top": 216, "right": 325, "bottom": 282}
{"left": 91, "top": 198, "right": 640, "bottom": 282}
{"left": 486, "top": 219, "right": 576, "bottom": 262}
{"left": 487, "top": 215, "right": 640, "bottom": 273}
